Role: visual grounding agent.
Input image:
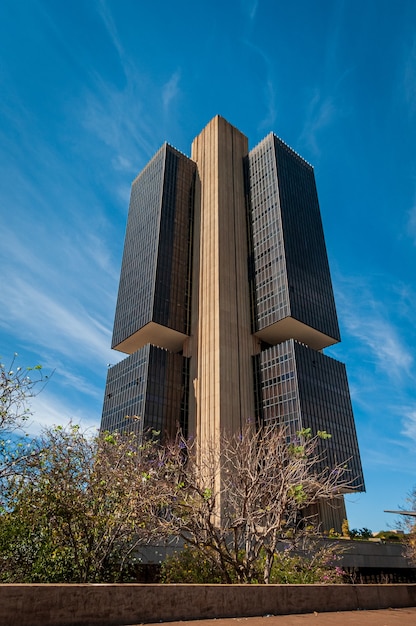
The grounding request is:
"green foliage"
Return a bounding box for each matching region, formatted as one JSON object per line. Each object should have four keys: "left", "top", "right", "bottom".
{"left": 268, "top": 552, "right": 343, "bottom": 584}
{"left": 348, "top": 527, "right": 373, "bottom": 540}
{"left": 0, "top": 371, "right": 351, "bottom": 586}
{"left": 288, "top": 484, "right": 307, "bottom": 504}
{"left": 160, "top": 545, "right": 229, "bottom": 583}
{"left": 297, "top": 427, "right": 312, "bottom": 439}
{"left": 341, "top": 519, "right": 350, "bottom": 538}
{"left": 160, "top": 544, "right": 345, "bottom": 585}
{"left": 317, "top": 430, "right": 332, "bottom": 440}
{"left": 203, "top": 488, "right": 212, "bottom": 500}
{"left": 374, "top": 530, "right": 405, "bottom": 542}
{"left": 0, "top": 425, "right": 165, "bottom": 582}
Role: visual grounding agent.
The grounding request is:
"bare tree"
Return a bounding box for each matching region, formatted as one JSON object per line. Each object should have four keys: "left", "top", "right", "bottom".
{"left": 0, "top": 353, "right": 50, "bottom": 432}
{"left": 162, "top": 424, "right": 352, "bottom": 584}
{"left": 397, "top": 488, "right": 416, "bottom": 565}
{"left": 0, "top": 354, "right": 52, "bottom": 492}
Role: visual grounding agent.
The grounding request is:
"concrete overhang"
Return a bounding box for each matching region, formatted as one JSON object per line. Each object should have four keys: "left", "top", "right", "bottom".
{"left": 255, "top": 316, "right": 339, "bottom": 351}
{"left": 113, "top": 322, "right": 188, "bottom": 355}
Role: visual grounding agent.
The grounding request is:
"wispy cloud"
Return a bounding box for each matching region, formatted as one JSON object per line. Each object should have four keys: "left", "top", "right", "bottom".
{"left": 359, "top": 443, "right": 414, "bottom": 473}
{"left": 401, "top": 407, "right": 416, "bottom": 443}
{"left": 27, "top": 390, "right": 100, "bottom": 435}
{"left": 0, "top": 220, "right": 118, "bottom": 371}
{"left": 243, "top": 40, "right": 276, "bottom": 130}
{"left": 407, "top": 204, "right": 416, "bottom": 244}
{"left": 357, "top": 318, "right": 412, "bottom": 378}
{"left": 0, "top": 274, "right": 115, "bottom": 364}
{"left": 96, "top": 0, "right": 126, "bottom": 63}
{"left": 299, "top": 90, "right": 336, "bottom": 157}
{"left": 88, "top": 3, "right": 167, "bottom": 165}
{"left": 403, "top": 36, "right": 416, "bottom": 116}
{"left": 332, "top": 270, "right": 416, "bottom": 463}
{"left": 81, "top": 77, "right": 158, "bottom": 170}
{"left": 335, "top": 274, "right": 414, "bottom": 382}
{"left": 241, "top": 0, "right": 259, "bottom": 21}
{"left": 162, "top": 70, "right": 181, "bottom": 112}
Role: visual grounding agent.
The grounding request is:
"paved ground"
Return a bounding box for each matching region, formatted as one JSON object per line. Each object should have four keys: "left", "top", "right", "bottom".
{"left": 140, "top": 607, "right": 416, "bottom": 625}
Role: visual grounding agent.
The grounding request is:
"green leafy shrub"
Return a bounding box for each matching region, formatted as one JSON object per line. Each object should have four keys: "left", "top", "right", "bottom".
{"left": 160, "top": 545, "right": 230, "bottom": 583}
{"left": 374, "top": 530, "right": 405, "bottom": 542}
{"left": 160, "top": 545, "right": 344, "bottom": 585}
{"left": 268, "top": 551, "right": 344, "bottom": 584}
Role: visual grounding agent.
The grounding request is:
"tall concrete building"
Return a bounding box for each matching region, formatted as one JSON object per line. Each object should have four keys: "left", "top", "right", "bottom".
{"left": 101, "top": 116, "right": 364, "bottom": 528}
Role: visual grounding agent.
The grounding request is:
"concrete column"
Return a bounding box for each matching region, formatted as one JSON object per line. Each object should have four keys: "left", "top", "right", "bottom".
{"left": 190, "top": 115, "right": 255, "bottom": 453}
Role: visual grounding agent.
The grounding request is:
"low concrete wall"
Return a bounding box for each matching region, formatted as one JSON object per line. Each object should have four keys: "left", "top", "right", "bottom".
{"left": 338, "top": 539, "right": 409, "bottom": 570}
{"left": 141, "top": 538, "right": 411, "bottom": 572}
{"left": 1, "top": 583, "right": 416, "bottom": 626}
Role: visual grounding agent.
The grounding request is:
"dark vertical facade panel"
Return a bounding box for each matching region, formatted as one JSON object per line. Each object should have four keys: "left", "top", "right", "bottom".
{"left": 112, "top": 145, "right": 196, "bottom": 350}
{"left": 101, "top": 345, "right": 189, "bottom": 440}
{"left": 154, "top": 149, "right": 196, "bottom": 334}
{"left": 145, "top": 346, "right": 187, "bottom": 439}
{"left": 293, "top": 341, "right": 364, "bottom": 490}
{"left": 257, "top": 340, "right": 302, "bottom": 434}
{"left": 101, "top": 345, "right": 151, "bottom": 435}
{"left": 112, "top": 149, "right": 165, "bottom": 349}
{"left": 104, "top": 142, "right": 194, "bottom": 441}
{"left": 247, "top": 135, "right": 289, "bottom": 332}
{"left": 273, "top": 137, "right": 340, "bottom": 341}
{"left": 247, "top": 134, "right": 340, "bottom": 343}
{"left": 255, "top": 340, "right": 364, "bottom": 491}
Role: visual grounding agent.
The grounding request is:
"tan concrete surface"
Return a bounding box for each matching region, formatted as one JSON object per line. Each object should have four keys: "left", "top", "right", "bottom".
{"left": 141, "top": 607, "right": 416, "bottom": 626}
{"left": 191, "top": 115, "right": 255, "bottom": 447}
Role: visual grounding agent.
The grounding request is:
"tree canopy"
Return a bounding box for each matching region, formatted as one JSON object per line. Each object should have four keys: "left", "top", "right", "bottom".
{"left": 0, "top": 354, "right": 352, "bottom": 584}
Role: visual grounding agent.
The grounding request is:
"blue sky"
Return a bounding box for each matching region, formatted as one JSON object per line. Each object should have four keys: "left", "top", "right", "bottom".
{"left": 1, "top": 0, "right": 415, "bottom": 532}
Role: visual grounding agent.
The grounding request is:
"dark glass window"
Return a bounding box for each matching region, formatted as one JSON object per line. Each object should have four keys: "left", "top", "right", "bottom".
{"left": 254, "top": 339, "right": 364, "bottom": 491}
{"left": 112, "top": 145, "right": 196, "bottom": 349}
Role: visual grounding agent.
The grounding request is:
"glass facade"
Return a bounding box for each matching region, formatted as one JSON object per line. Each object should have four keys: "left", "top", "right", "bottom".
{"left": 254, "top": 340, "right": 301, "bottom": 433}
{"left": 112, "top": 144, "right": 195, "bottom": 350}
{"left": 247, "top": 134, "right": 340, "bottom": 345}
{"left": 101, "top": 344, "right": 188, "bottom": 439}
{"left": 255, "top": 339, "right": 364, "bottom": 490}
{"left": 294, "top": 341, "right": 364, "bottom": 489}
{"left": 101, "top": 117, "right": 364, "bottom": 509}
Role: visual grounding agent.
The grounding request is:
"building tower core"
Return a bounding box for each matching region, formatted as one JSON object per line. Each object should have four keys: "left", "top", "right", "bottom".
{"left": 101, "top": 116, "right": 364, "bottom": 530}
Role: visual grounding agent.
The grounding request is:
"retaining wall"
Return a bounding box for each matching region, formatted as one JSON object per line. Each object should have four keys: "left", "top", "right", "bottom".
{"left": 1, "top": 583, "right": 416, "bottom": 626}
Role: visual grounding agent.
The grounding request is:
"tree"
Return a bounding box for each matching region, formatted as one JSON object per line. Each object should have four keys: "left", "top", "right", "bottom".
{"left": 0, "top": 425, "right": 166, "bottom": 582}
{"left": 0, "top": 354, "right": 51, "bottom": 498}
{"left": 160, "top": 424, "right": 352, "bottom": 584}
{"left": 0, "top": 353, "right": 49, "bottom": 432}
{"left": 348, "top": 527, "right": 373, "bottom": 540}
{"left": 0, "top": 355, "right": 352, "bottom": 585}
{"left": 397, "top": 487, "right": 416, "bottom": 564}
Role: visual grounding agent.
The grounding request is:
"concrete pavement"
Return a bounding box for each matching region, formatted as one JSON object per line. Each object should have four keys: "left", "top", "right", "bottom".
{"left": 141, "top": 607, "right": 416, "bottom": 625}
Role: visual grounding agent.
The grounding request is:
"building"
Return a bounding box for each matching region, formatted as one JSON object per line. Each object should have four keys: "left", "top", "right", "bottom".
{"left": 101, "top": 116, "right": 364, "bottom": 528}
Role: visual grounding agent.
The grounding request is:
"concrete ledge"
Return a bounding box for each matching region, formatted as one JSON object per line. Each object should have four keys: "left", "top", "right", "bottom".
{"left": 1, "top": 583, "right": 416, "bottom": 626}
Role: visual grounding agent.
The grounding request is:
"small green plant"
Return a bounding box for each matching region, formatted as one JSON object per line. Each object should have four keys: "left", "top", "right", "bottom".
{"left": 160, "top": 545, "right": 230, "bottom": 583}
{"left": 268, "top": 551, "right": 344, "bottom": 584}
{"left": 341, "top": 519, "right": 349, "bottom": 538}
